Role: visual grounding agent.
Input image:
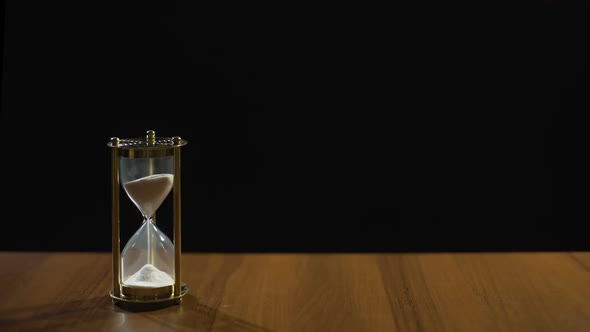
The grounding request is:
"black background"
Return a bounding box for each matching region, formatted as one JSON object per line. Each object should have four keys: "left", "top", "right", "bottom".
{"left": 1, "top": 1, "right": 588, "bottom": 252}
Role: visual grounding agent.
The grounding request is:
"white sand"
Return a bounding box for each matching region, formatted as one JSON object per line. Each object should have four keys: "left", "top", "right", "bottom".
{"left": 123, "top": 264, "right": 174, "bottom": 287}
{"left": 123, "top": 173, "right": 173, "bottom": 218}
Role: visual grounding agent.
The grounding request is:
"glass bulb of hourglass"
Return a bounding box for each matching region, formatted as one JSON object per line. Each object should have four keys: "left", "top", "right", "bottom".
{"left": 120, "top": 171, "right": 176, "bottom": 289}
{"left": 124, "top": 174, "right": 174, "bottom": 219}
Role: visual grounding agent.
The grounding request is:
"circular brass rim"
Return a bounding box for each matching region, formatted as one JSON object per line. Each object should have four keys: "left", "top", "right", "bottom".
{"left": 110, "top": 283, "right": 189, "bottom": 304}
{"left": 107, "top": 136, "right": 188, "bottom": 158}
{"left": 121, "top": 284, "right": 173, "bottom": 299}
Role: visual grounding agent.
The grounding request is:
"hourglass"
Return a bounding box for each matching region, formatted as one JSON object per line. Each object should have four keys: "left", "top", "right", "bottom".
{"left": 108, "top": 130, "right": 188, "bottom": 308}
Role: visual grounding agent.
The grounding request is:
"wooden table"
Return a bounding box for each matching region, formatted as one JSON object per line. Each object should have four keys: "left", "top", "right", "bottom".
{"left": 1, "top": 252, "right": 589, "bottom": 331}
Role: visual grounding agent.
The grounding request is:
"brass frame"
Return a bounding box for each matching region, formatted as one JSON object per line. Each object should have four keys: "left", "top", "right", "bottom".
{"left": 108, "top": 130, "right": 189, "bottom": 308}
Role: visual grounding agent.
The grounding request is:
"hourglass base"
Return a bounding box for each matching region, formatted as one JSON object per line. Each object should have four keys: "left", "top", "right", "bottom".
{"left": 110, "top": 283, "right": 189, "bottom": 310}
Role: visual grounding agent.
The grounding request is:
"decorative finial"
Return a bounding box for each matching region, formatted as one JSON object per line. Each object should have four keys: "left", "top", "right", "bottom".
{"left": 146, "top": 130, "right": 156, "bottom": 145}
{"left": 110, "top": 137, "right": 120, "bottom": 147}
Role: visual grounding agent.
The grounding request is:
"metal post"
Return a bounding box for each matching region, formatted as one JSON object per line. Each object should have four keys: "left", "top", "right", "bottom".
{"left": 173, "top": 137, "right": 182, "bottom": 298}
{"left": 111, "top": 137, "right": 121, "bottom": 298}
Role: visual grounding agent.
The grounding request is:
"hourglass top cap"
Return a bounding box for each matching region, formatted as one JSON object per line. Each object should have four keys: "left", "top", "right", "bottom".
{"left": 107, "top": 130, "right": 187, "bottom": 158}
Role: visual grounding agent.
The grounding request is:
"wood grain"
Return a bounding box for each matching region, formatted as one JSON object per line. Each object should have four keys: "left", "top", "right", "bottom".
{"left": 1, "top": 252, "right": 589, "bottom": 332}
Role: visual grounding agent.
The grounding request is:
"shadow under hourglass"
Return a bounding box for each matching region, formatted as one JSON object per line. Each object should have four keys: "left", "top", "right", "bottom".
{"left": 126, "top": 294, "right": 275, "bottom": 332}
{"left": 0, "top": 295, "right": 273, "bottom": 332}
